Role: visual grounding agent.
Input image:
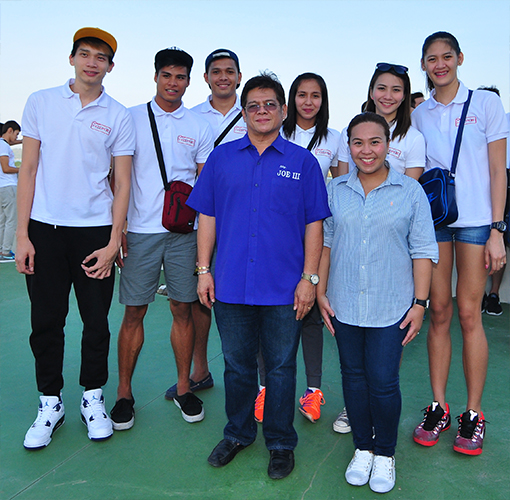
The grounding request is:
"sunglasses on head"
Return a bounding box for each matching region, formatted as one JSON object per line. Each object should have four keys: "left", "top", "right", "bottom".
{"left": 376, "top": 63, "right": 408, "bottom": 75}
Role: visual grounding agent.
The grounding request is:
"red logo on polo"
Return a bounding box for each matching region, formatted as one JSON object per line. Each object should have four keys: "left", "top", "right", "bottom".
{"left": 177, "top": 135, "right": 196, "bottom": 147}
{"left": 455, "top": 116, "right": 477, "bottom": 127}
{"left": 315, "top": 148, "right": 332, "bottom": 158}
{"left": 388, "top": 147, "right": 402, "bottom": 159}
{"left": 234, "top": 125, "right": 247, "bottom": 134}
{"left": 90, "top": 121, "right": 111, "bottom": 135}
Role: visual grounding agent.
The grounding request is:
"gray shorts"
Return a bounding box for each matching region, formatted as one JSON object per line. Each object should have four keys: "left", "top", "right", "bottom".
{"left": 119, "top": 231, "right": 198, "bottom": 306}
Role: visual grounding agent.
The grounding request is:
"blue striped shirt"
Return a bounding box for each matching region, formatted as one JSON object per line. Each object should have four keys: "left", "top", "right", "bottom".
{"left": 324, "top": 167, "right": 438, "bottom": 327}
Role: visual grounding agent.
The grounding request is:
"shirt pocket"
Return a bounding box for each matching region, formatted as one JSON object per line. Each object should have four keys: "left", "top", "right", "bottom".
{"left": 269, "top": 176, "right": 300, "bottom": 215}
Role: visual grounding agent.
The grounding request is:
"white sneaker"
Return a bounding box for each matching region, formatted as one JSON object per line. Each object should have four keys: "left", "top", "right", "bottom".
{"left": 345, "top": 449, "right": 374, "bottom": 486}
{"left": 80, "top": 389, "right": 113, "bottom": 441}
{"left": 369, "top": 455, "right": 396, "bottom": 493}
{"left": 333, "top": 407, "right": 351, "bottom": 433}
{"left": 24, "top": 395, "right": 65, "bottom": 449}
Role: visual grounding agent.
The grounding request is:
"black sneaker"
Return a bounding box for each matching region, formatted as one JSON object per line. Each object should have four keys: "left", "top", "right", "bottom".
{"left": 485, "top": 293, "right": 503, "bottom": 316}
{"left": 481, "top": 293, "right": 488, "bottom": 313}
{"left": 174, "top": 393, "right": 204, "bottom": 423}
{"left": 110, "top": 398, "right": 135, "bottom": 431}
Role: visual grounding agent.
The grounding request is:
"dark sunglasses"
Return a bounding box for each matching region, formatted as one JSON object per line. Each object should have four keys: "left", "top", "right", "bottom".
{"left": 376, "top": 62, "right": 408, "bottom": 75}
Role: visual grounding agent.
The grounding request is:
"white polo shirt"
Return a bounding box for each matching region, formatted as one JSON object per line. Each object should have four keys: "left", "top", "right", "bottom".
{"left": 191, "top": 95, "right": 246, "bottom": 144}
{"left": 412, "top": 82, "right": 508, "bottom": 227}
{"left": 338, "top": 123, "right": 425, "bottom": 175}
{"left": 0, "top": 139, "right": 17, "bottom": 188}
{"left": 22, "top": 79, "right": 135, "bottom": 227}
{"left": 127, "top": 98, "right": 214, "bottom": 233}
{"left": 284, "top": 125, "right": 341, "bottom": 181}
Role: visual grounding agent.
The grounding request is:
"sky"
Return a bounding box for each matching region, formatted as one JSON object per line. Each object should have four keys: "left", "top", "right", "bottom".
{"left": 0, "top": 0, "right": 509, "bottom": 134}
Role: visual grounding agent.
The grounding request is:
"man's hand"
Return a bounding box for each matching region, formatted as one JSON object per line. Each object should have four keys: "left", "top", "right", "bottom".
{"left": 115, "top": 232, "right": 128, "bottom": 268}
{"left": 81, "top": 242, "right": 118, "bottom": 279}
{"left": 197, "top": 273, "right": 215, "bottom": 309}
{"left": 293, "top": 279, "right": 316, "bottom": 320}
{"left": 15, "top": 235, "right": 36, "bottom": 275}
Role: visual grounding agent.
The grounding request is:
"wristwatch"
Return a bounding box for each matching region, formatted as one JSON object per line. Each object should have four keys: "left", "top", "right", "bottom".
{"left": 301, "top": 273, "right": 320, "bottom": 286}
{"left": 413, "top": 298, "right": 429, "bottom": 309}
{"left": 490, "top": 221, "right": 508, "bottom": 233}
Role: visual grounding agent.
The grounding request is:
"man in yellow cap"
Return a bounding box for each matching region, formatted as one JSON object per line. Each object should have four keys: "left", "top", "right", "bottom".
{"left": 17, "top": 27, "right": 135, "bottom": 449}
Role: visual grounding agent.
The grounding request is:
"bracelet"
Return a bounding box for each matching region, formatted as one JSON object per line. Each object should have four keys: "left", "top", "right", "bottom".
{"left": 195, "top": 265, "right": 210, "bottom": 271}
{"left": 196, "top": 269, "right": 211, "bottom": 276}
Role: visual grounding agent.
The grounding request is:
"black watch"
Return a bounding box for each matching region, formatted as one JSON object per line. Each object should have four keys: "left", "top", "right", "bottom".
{"left": 490, "top": 221, "right": 508, "bottom": 233}
{"left": 413, "top": 298, "right": 429, "bottom": 309}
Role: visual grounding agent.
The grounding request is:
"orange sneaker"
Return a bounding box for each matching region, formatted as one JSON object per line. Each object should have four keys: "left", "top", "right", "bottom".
{"left": 299, "top": 389, "right": 325, "bottom": 423}
{"left": 254, "top": 387, "right": 265, "bottom": 423}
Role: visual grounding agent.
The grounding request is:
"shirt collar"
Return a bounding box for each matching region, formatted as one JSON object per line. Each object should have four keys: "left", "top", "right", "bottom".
{"left": 62, "top": 79, "right": 107, "bottom": 107}
{"left": 238, "top": 133, "right": 286, "bottom": 153}
{"left": 346, "top": 164, "right": 403, "bottom": 196}
{"left": 151, "top": 97, "right": 185, "bottom": 118}
{"left": 428, "top": 80, "right": 468, "bottom": 109}
{"left": 203, "top": 94, "right": 242, "bottom": 116}
{"left": 295, "top": 124, "right": 316, "bottom": 135}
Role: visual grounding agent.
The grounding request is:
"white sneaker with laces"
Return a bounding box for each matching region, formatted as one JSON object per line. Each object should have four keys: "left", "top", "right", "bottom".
{"left": 80, "top": 389, "right": 113, "bottom": 441}
{"left": 333, "top": 407, "right": 351, "bottom": 433}
{"left": 369, "top": 455, "right": 396, "bottom": 493}
{"left": 24, "top": 395, "right": 65, "bottom": 449}
{"left": 345, "top": 449, "right": 374, "bottom": 486}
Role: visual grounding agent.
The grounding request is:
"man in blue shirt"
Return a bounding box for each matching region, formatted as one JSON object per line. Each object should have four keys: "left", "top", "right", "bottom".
{"left": 187, "top": 72, "right": 331, "bottom": 479}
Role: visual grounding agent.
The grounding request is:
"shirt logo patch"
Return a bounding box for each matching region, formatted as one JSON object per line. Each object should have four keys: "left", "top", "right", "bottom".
{"left": 276, "top": 165, "right": 301, "bottom": 180}
{"left": 90, "top": 121, "right": 111, "bottom": 135}
{"left": 314, "top": 148, "right": 332, "bottom": 158}
{"left": 234, "top": 125, "right": 247, "bottom": 134}
{"left": 388, "top": 147, "right": 402, "bottom": 159}
{"left": 177, "top": 135, "right": 196, "bottom": 147}
{"left": 455, "top": 116, "right": 477, "bottom": 126}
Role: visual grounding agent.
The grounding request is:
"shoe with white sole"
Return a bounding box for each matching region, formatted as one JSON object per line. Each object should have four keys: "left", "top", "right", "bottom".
{"left": 345, "top": 449, "right": 374, "bottom": 486}
{"left": 24, "top": 395, "right": 65, "bottom": 449}
{"left": 80, "top": 389, "right": 113, "bottom": 441}
{"left": 369, "top": 455, "right": 396, "bottom": 493}
{"left": 333, "top": 407, "right": 351, "bottom": 433}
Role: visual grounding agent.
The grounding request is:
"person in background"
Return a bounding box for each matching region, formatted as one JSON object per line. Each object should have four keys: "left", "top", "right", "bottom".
{"left": 411, "top": 91, "right": 425, "bottom": 111}
{"left": 254, "top": 72, "right": 342, "bottom": 426}
{"left": 412, "top": 31, "right": 507, "bottom": 456}
{"left": 477, "top": 86, "right": 508, "bottom": 316}
{"left": 17, "top": 27, "right": 134, "bottom": 449}
{"left": 317, "top": 112, "right": 437, "bottom": 493}
{"left": 0, "top": 120, "right": 21, "bottom": 260}
{"left": 338, "top": 63, "right": 425, "bottom": 181}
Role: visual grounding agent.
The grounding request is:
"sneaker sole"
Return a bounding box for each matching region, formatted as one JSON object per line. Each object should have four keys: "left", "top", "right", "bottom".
{"left": 23, "top": 416, "right": 65, "bottom": 450}
{"left": 174, "top": 399, "right": 205, "bottom": 423}
{"left": 80, "top": 415, "right": 113, "bottom": 440}
{"left": 298, "top": 407, "right": 318, "bottom": 423}
{"left": 453, "top": 444, "right": 483, "bottom": 456}
{"left": 413, "top": 420, "right": 451, "bottom": 446}
{"left": 486, "top": 310, "right": 503, "bottom": 316}
{"left": 112, "top": 416, "right": 135, "bottom": 431}
{"left": 333, "top": 422, "right": 352, "bottom": 434}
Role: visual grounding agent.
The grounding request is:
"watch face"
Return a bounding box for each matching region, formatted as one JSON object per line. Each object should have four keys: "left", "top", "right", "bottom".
{"left": 492, "top": 221, "right": 508, "bottom": 232}
{"left": 311, "top": 274, "right": 320, "bottom": 285}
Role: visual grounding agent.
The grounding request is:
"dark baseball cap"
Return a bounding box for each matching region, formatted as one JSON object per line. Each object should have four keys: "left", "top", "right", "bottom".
{"left": 155, "top": 47, "right": 193, "bottom": 74}
{"left": 205, "top": 49, "right": 240, "bottom": 73}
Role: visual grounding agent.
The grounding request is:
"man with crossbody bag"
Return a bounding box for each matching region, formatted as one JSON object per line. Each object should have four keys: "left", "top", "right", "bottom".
{"left": 110, "top": 47, "right": 214, "bottom": 430}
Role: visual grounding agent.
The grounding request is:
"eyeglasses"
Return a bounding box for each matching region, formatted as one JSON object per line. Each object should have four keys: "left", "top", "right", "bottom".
{"left": 376, "top": 62, "right": 408, "bottom": 75}
{"left": 245, "top": 101, "right": 279, "bottom": 114}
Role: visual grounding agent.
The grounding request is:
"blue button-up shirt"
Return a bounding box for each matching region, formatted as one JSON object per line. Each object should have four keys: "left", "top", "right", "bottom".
{"left": 324, "top": 167, "right": 438, "bottom": 327}
{"left": 188, "top": 134, "right": 331, "bottom": 306}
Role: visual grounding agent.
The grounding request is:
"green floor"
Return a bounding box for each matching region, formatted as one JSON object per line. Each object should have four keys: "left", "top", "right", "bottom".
{"left": 1, "top": 261, "right": 509, "bottom": 500}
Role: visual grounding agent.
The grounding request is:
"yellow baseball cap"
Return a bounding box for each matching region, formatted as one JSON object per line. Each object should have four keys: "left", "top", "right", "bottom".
{"left": 73, "top": 27, "right": 117, "bottom": 55}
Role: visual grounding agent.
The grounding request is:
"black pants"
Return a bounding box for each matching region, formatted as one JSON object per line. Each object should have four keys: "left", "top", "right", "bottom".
{"left": 26, "top": 220, "right": 114, "bottom": 395}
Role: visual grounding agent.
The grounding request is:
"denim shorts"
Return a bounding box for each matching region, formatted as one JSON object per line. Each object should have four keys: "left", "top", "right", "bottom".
{"left": 435, "top": 225, "right": 490, "bottom": 246}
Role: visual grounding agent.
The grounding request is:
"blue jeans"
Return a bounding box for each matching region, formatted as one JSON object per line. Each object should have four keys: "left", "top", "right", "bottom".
{"left": 214, "top": 301, "right": 302, "bottom": 450}
{"left": 332, "top": 315, "right": 407, "bottom": 457}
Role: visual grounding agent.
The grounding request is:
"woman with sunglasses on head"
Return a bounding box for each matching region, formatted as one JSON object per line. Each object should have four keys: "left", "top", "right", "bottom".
{"left": 411, "top": 31, "right": 507, "bottom": 456}
{"left": 338, "top": 63, "right": 425, "bottom": 181}
{"left": 317, "top": 112, "right": 437, "bottom": 493}
{"left": 254, "top": 73, "right": 342, "bottom": 426}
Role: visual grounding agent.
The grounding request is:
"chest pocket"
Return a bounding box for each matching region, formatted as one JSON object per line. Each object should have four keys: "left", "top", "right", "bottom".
{"left": 269, "top": 175, "right": 300, "bottom": 215}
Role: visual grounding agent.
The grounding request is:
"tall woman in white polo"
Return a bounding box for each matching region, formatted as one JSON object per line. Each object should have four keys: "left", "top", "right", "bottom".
{"left": 411, "top": 31, "right": 507, "bottom": 456}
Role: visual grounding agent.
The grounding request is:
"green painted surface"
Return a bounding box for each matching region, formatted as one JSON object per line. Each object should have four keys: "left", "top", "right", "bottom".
{"left": 1, "top": 262, "right": 509, "bottom": 499}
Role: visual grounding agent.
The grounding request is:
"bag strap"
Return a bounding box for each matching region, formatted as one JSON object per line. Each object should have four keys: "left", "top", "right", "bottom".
{"left": 214, "top": 110, "right": 243, "bottom": 148}
{"left": 147, "top": 101, "right": 169, "bottom": 190}
{"left": 450, "top": 89, "right": 473, "bottom": 177}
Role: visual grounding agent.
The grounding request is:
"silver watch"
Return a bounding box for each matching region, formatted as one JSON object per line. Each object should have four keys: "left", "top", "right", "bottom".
{"left": 301, "top": 273, "right": 319, "bottom": 285}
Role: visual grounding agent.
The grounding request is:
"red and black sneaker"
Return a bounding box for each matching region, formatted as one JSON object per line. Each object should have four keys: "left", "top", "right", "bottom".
{"left": 453, "top": 410, "right": 486, "bottom": 456}
{"left": 413, "top": 401, "right": 451, "bottom": 447}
